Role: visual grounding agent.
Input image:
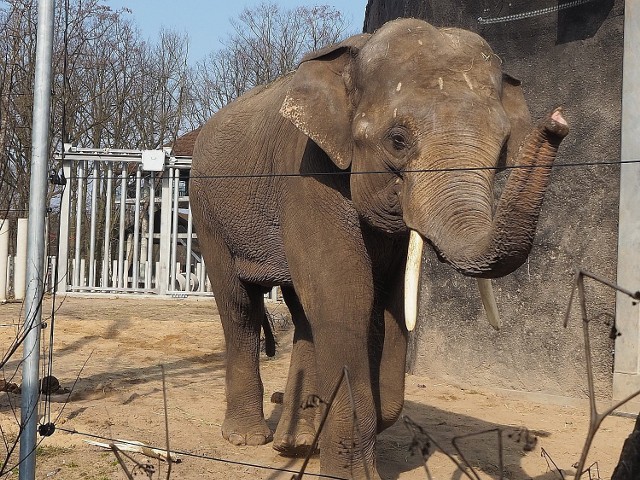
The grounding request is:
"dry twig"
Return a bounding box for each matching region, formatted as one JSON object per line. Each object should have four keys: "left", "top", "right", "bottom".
{"left": 564, "top": 269, "right": 640, "bottom": 479}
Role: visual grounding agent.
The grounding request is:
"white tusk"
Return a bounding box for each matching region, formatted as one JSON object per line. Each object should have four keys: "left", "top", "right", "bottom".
{"left": 404, "top": 230, "right": 424, "bottom": 332}
{"left": 476, "top": 278, "right": 501, "bottom": 330}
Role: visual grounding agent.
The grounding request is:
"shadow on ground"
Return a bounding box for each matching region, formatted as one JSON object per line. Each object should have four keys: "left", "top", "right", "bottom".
{"left": 264, "top": 397, "right": 572, "bottom": 480}
{"left": 377, "top": 398, "right": 571, "bottom": 480}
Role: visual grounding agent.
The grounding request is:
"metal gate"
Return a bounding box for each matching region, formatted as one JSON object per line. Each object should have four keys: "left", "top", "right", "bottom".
{"left": 56, "top": 145, "right": 211, "bottom": 296}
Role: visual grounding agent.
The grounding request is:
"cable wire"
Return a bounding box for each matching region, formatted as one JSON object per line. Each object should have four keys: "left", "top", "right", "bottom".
{"left": 51, "top": 157, "right": 640, "bottom": 182}
{"left": 39, "top": 0, "right": 70, "bottom": 434}
{"left": 56, "top": 427, "right": 348, "bottom": 480}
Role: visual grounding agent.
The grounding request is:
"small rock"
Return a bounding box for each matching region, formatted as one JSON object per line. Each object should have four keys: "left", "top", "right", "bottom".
{"left": 40, "top": 375, "right": 60, "bottom": 395}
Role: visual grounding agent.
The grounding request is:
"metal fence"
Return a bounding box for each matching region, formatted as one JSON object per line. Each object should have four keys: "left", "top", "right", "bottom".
{"left": 0, "top": 218, "right": 57, "bottom": 302}
{"left": 55, "top": 145, "right": 212, "bottom": 297}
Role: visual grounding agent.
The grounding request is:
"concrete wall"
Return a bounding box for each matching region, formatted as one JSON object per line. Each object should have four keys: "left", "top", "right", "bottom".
{"left": 364, "top": 0, "right": 624, "bottom": 400}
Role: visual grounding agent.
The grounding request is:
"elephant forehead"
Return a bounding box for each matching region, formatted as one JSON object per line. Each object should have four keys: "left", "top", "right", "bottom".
{"left": 358, "top": 29, "right": 501, "bottom": 94}
{"left": 358, "top": 58, "right": 502, "bottom": 102}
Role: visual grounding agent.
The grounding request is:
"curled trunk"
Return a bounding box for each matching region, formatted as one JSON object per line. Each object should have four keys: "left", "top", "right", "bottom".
{"left": 403, "top": 109, "right": 568, "bottom": 330}
{"left": 423, "top": 108, "right": 569, "bottom": 278}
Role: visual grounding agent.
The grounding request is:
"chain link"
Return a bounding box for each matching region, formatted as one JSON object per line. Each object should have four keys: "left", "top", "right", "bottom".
{"left": 478, "top": 0, "right": 599, "bottom": 25}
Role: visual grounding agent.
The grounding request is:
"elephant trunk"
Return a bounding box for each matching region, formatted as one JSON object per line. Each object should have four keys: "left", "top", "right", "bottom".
{"left": 403, "top": 108, "right": 568, "bottom": 330}
{"left": 431, "top": 108, "right": 568, "bottom": 277}
{"left": 407, "top": 108, "right": 568, "bottom": 277}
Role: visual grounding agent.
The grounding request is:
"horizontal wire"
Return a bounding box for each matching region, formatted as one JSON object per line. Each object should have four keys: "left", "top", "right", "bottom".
{"left": 56, "top": 426, "right": 348, "bottom": 480}
{"left": 55, "top": 158, "right": 640, "bottom": 182}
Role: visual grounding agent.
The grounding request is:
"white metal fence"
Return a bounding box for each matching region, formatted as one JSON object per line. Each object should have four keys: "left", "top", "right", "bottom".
{"left": 0, "top": 218, "right": 57, "bottom": 302}
{"left": 55, "top": 145, "right": 212, "bottom": 297}
{"left": 1, "top": 145, "right": 279, "bottom": 300}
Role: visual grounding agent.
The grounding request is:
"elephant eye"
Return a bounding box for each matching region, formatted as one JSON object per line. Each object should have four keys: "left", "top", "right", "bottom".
{"left": 385, "top": 126, "right": 412, "bottom": 157}
{"left": 390, "top": 132, "right": 408, "bottom": 151}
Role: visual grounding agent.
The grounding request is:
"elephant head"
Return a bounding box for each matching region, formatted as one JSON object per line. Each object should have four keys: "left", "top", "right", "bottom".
{"left": 281, "top": 19, "right": 568, "bottom": 330}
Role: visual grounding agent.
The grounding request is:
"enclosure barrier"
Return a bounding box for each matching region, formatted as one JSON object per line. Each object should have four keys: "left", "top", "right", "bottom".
{"left": 54, "top": 145, "right": 214, "bottom": 297}
{"left": 3, "top": 146, "right": 282, "bottom": 301}
{"left": 0, "top": 220, "right": 9, "bottom": 302}
{"left": 0, "top": 218, "right": 57, "bottom": 302}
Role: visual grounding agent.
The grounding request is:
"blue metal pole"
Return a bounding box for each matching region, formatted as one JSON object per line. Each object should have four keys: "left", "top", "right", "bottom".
{"left": 19, "top": 0, "right": 54, "bottom": 478}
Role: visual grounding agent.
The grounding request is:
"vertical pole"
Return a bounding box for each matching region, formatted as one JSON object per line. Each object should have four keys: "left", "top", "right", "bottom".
{"left": 56, "top": 160, "right": 71, "bottom": 293}
{"left": 170, "top": 168, "right": 179, "bottom": 292}
{"left": 117, "top": 166, "right": 127, "bottom": 288}
{"left": 14, "top": 218, "right": 29, "bottom": 300}
{"left": 158, "top": 168, "right": 173, "bottom": 295}
{"left": 146, "top": 177, "right": 156, "bottom": 290}
{"left": 80, "top": 258, "right": 86, "bottom": 287}
{"left": 614, "top": 2, "right": 640, "bottom": 409}
{"left": 48, "top": 257, "right": 56, "bottom": 293}
{"left": 73, "top": 160, "right": 84, "bottom": 288}
{"left": 0, "top": 220, "right": 8, "bottom": 302}
{"left": 132, "top": 167, "right": 142, "bottom": 289}
{"left": 88, "top": 162, "right": 98, "bottom": 288}
{"left": 43, "top": 216, "right": 49, "bottom": 291}
{"left": 20, "top": 0, "right": 54, "bottom": 477}
{"left": 102, "top": 164, "right": 113, "bottom": 288}
{"left": 185, "top": 205, "right": 193, "bottom": 292}
{"left": 196, "top": 263, "right": 202, "bottom": 293}
{"left": 112, "top": 259, "right": 118, "bottom": 287}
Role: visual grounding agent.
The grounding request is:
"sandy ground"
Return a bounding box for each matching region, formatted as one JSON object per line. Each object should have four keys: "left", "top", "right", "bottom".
{"left": 0, "top": 296, "right": 636, "bottom": 480}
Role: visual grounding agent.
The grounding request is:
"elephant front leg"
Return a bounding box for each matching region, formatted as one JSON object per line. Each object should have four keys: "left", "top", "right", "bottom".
{"left": 273, "top": 286, "right": 318, "bottom": 455}
{"left": 313, "top": 325, "right": 379, "bottom": 479}
{"left": 377, "top": 276, "right": 408, "bottom": 432}
{"left": 290, "top": 262, "right": 380, "bottom": 477}
{"left": 202, "top": 231, "right": 272, "bottom": 446}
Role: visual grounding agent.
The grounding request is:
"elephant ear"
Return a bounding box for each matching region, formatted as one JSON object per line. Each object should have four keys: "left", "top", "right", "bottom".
{"left": 280, "top": 34, "right": 371, "bottom": 170}
{"left": 501, "top": 74, "right": 533, "bottom": 167}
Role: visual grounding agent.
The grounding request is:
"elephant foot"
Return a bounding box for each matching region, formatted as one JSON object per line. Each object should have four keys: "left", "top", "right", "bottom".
{"left": 222, "top": 418, "right": 273, "bottom": 446}
{"left": 273, "top": 420, "right": 317, "bottom": 456}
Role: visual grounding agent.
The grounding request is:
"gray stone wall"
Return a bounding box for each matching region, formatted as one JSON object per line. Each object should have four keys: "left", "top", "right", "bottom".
{"left": 364, "top": 0, "right": 624, "bottom": 399}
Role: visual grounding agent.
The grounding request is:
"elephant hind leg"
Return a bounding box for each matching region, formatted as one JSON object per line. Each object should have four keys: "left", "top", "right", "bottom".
{"left": 273, "top": 286, "right": 318, "bottom": 456}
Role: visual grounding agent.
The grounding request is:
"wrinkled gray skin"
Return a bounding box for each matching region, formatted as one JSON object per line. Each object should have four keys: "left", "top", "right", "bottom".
{"left": 190, "top": 18, "right": 568, "bottom": 479}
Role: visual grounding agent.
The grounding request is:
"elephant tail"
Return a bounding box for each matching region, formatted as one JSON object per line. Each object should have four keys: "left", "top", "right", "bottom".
{"left": 262, "top": 313, "right": 276, "bottom": 357}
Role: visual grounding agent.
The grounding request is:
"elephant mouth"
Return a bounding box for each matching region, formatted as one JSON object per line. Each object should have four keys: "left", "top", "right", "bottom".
{"left": 404, "top": 230, "right": 501, "bottom": 333}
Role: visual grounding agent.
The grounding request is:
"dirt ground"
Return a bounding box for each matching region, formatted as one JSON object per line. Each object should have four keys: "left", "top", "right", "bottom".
{"left": 0, "top": 296, "right": 635, "bottom": 480}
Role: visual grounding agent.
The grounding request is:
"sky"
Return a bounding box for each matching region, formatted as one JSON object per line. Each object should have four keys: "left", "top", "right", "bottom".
{"left": 105, "top": 1, "right": 369, "bottom": 64}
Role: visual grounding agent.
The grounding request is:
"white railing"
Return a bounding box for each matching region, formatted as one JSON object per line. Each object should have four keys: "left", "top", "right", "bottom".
{"left": 0, "top": 218, "right": 57, "bottom": 302}
{"left": 55, "top": 145, "right": 213, "bottom": 297}
{"left": 3, "top": 146, "right": 279, "bottom": 300}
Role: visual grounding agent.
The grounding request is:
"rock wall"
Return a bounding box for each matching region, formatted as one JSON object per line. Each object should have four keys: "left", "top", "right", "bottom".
{"left": 363, "top": 0, "right": 624, "bottom": 399}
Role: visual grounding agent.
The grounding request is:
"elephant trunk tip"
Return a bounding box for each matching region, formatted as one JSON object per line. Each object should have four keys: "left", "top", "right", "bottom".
{"left": 545, "top": 107, "right": 569, "bottom": 139}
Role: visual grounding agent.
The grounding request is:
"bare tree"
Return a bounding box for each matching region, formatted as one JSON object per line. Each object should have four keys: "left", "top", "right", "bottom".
{"left": 132, "top": 28, "right": 191, "bottom": 149}
{"left": 0, "top": 0, "right": 192, "bottom": 234}
{"left": 0, "top": 0, "right": 37, "bottom": 217}
{"left": 187, "top": 2, "right": 350, "bottom": 127}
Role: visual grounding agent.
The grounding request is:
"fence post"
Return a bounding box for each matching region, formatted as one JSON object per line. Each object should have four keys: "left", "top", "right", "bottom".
{"left": 88, "top": 162, "right": 98, "bottom": 288}
{"left": 14, "top": 218, "right": 28, "bottom": 300}
{"left": 0, "top": 220, "right": 8, "bottom": 302}
{"left": 73, "top": 160, "right": 85, "bottom": 288}
{"left": 158, "top": 168, "right": 173, "bottom": 295}
{"left": 56, "top": 159, "right": 72, "bottom": 293}
{"left": 170, "top": 168, "right": 180, "bottom": 292}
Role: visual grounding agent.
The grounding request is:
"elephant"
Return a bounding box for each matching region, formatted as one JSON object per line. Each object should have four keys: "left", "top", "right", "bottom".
{"left": 190, "top": 18, "right": 568, "bottom": 479}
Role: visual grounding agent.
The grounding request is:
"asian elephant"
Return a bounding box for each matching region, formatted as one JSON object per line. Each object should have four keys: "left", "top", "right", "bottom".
{"left": 190, "top": 18, "right": 568, "bottom": 479}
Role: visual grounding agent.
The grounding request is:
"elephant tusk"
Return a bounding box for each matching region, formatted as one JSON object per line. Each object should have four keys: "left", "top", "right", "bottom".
{"left": 476, "top": 278, "right": 501, "bottom": 330}
{"left": 405, "top": 230, "right": 424, "bottom": 332}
